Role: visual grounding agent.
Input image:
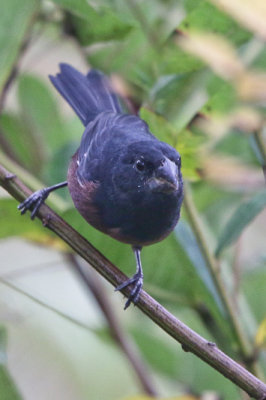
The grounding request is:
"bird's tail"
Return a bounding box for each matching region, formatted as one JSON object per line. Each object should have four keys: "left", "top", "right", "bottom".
{"left": 49, "top": 63, "right": 122, "bottom": 126}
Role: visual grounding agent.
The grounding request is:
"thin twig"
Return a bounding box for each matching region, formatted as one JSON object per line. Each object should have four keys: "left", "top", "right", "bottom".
{"left": 253, "top": 129, "right": 266, "bottom": 184}
{"left": 1, "top": 164, "right": 266, "bottom": 399}
{"left": 183, "top": 182, "right": 264, "bottom": 380}
{"left": 232, "top": 238, "right": 242, "bottom": 308}
{"left": 67, "top": 253, "right": 157, "bottom": 396}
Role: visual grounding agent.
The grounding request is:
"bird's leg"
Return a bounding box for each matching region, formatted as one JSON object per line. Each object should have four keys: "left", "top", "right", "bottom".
{"left": 18, "top": 181, "right": 68, "bottom": 220}
{"left": 116, "top": 246, "right": 143, "bottom": 309}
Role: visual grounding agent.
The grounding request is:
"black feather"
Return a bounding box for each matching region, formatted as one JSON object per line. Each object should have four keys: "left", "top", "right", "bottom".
{"left": 49, "top": 63, "right": 121, "bottom": 126}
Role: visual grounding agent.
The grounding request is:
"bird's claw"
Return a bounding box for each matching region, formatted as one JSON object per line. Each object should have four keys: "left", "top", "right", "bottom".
{"left": 18, "top": 189, "right": 49, "bottom": 220}
{"left": 115, "top": 273, "right": 143, "bottom": 310}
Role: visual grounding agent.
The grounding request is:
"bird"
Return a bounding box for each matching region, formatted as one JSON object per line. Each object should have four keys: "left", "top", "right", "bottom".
{"left": 18, "top": 64, "right": 184, "bottom": 309}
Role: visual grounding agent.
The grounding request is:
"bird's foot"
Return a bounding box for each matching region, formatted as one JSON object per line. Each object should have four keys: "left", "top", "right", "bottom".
{"left": 18, "top": 188, "right": 50, "bottom": 220}
{"left": 116, "top": 272, "right": 143, "bottom": 310}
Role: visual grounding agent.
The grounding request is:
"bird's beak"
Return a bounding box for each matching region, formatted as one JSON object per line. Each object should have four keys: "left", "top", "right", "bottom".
{"left": 147, "top": 158, "right": 179, "bottom": 193}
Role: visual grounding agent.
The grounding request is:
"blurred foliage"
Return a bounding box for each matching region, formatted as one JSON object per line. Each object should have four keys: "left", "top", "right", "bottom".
{"left": 0, "top": 326, "right": 23, "bottom": 400}
{"left": 123, "top": 396, "right": 198, "bottom": 400}
{"left": 216, "top": 189, "right": 266, "bottom": 256}
{"left": 0, "top": 0, "right": 38, "bottom": 92}
{"left": 0, "top": 0, "right": 266, "bottom": 399}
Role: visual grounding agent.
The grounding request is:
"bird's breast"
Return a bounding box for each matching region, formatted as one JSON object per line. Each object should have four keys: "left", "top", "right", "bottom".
{"left": 103, "top": 190, "right": 182, "bottom": 246}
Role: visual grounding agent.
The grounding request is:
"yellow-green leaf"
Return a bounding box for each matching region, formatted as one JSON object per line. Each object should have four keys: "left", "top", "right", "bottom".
{"left": 255, "top": 318, "right": 266, "bottom": 348}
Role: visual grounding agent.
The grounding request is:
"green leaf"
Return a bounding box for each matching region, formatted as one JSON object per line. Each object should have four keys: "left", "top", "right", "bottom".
{"left": 50, "top": 0, "right": 97, "bottom": 17}
{"left": 184, "top": 0, "right": 204, "bottom": 13}
{"left": 184, "top": 0, "right": 205, "bottom": 13}
{"left": 180, "top": 0, "right": 251, "bottom": 45}
{"left": 0, "top": 197, "right": 70, "bottom": 250}
{"left": 148, "top": 70, "right": 210, "bottom": 131}
{"left": 216, "top": 190, "right": 266, "bottom": 256}
{"left": 242, "top": 267, "right": 266, "bottom": 322}
{"left": 175, "top": 221, "right": 222, "bottom": 309}
{"left": 69, "top": 11, "right": 132, "bottom": 46}
{"left": 18, "top": 75, "right": 77, "bottom": 154}
{"left": 202, "top": 81, "right": 237, "bottom": 116}
{"left": 44, "top": 140, "right": 79, "bottom": 184}
{"left": 0, "top": 326, "right": 23, "bottom": 400}
{"left": 88, "top": 28, "right": 158, "bottom": 88}
{"left": 0, "top": 0, "right": 38, "bottom": 92}
{"left": 159, "top": 45, "right": 204, "bottom": 75}
{"left": 139, "top": 107, "right": 176, "bottom": 144}
{"left": 0, "top": 113, "right": 41, "bottom": 172}
{"left": 213, "top": 130, "right": 259, "bottom": 166}
{"left": 0, "top": 198, "right": 51, "bottom": 239}
{"left": 176, "top": 130, "right": 203, "bottom": 181}
{"left": 51, "top": 0, "right": 133, "bottom": 44}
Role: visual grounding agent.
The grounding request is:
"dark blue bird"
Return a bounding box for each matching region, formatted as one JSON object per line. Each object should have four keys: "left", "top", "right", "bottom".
{"left": 18, "top": 64, "right": 183, "bottom": 309}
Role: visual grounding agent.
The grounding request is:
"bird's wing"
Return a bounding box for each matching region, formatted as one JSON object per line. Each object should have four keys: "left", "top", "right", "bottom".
{"left": 76, "top": 112, "right": 154, "bottom": 183}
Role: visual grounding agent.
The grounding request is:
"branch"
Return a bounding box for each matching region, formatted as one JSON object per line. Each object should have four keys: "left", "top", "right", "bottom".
{"left": 0, "top": 163, "right": 266, "bottom": 400}
{"left": 0, "top": 149, "right": 67, "bottom": 212}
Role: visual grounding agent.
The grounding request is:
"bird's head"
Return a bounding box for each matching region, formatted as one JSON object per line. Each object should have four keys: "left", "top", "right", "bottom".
{"left": 111, "top": 140, "right": 182, "bottom": 200}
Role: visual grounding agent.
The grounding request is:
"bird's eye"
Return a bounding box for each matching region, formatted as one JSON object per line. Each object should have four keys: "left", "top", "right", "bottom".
{"left": 176, "top": 157, "right": 181, "bottom": 167}
{"left": 135, "top": 159, "right": 145, "bottom": 171}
